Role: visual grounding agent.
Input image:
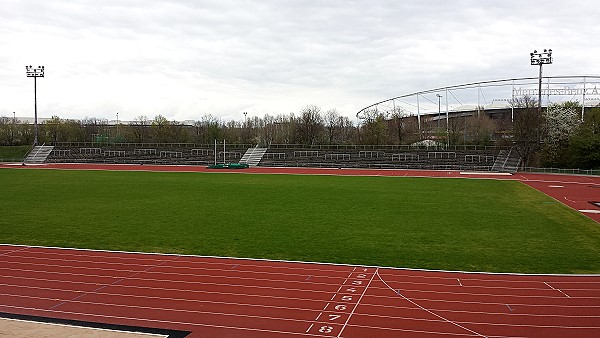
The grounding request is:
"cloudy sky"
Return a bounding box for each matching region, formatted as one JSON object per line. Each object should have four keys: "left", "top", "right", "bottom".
{"left": 1, "top": 0, "right": 599, "bottom": 122}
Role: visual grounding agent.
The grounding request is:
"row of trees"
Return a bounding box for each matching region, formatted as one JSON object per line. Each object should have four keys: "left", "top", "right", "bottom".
{"left": 0, "top": 106, "right": 490, "bottom": 147}
{"left": 0, "top": 106, "right": 357, "bottom": 146}
{"left": 508, "top": 97, "right": 600, "bottom": 169}
{"left": 1, "top": 101, "right": 599, "bottom": 168}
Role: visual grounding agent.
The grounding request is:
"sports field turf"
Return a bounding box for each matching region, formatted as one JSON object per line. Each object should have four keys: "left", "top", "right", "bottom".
{"left": 1, "top": 168, "right": 599, "bottom": 274}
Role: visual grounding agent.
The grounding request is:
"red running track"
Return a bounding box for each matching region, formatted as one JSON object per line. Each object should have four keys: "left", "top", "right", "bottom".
{"left": 1, "top": 244, "right": 599, "bottom": 337}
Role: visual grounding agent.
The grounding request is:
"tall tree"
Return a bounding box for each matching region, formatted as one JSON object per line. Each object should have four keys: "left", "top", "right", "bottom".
{"left": 541, "top": 101, "right": 581, "bottom": 166}
{"left": 150, "top": 115, "right": 172, "bottom": 143}
{"left": 512, "top": 96, "right": 545, "bottom": 166}
{"left": 359, "top": 109, "right": 388, "bottom": 145}
{"left": 131, "top": 115, "right": 149, "bottom": 143}
{"left": 466, "top": 111, "right": 496, "bottom": 145}
{"left": 323, "top": 109, "right": 340, "bottom": 144}
{"left": 194, "top": 114, "right": 222, "bottom": 144}
{"left": 298, "top": 105, "right": 324, "bottom": 145}
{"left": 567, "top": 107, "right": 600, "bottom": 169}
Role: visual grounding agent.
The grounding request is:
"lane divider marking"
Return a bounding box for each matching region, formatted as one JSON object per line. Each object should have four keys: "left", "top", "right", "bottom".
{"left": 544, "top": 282, "right": 570, "bottom": 298}
{"left": 337, "top": 268, "right": 378, "bottom": 338}
{"left": 376, "top": 270, "right": 487, "bottom": 338}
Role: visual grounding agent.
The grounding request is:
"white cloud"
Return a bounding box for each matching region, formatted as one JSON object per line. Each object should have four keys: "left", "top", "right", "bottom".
{"left": 1, "top": 0, "right": 599, "bottom": 122}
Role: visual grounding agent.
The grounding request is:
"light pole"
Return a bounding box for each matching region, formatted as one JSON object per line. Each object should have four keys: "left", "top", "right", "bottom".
{"left": 530, "top": 49, "right": 552, "bottom": 113}
{"left": 12, "top": 112, "right": 16, "bottom": 145}
{"left": 25, "top": 65, "right": 44, "bottom": 145}
{"left": 436, "top": 94, "right": 442, "bottom": 128}
{"left": 243, "top": 111, "right": 248, "bottom": 138}
{"left": 116, "top": 112, "right": 119, "bottom": 140}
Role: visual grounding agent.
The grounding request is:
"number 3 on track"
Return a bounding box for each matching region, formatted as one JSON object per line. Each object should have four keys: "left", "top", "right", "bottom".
{"left": 319, "top": 325, "right": 333, "bottom": 333}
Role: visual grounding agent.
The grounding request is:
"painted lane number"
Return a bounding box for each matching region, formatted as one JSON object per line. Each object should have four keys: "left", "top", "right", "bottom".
{"left": 319, "top": 326, "right": 333, "bottom": 333}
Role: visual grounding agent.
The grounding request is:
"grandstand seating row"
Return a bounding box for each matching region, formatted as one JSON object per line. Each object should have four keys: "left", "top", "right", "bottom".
{"left": 46, "top": 145, "right": 505, "bottom": 171}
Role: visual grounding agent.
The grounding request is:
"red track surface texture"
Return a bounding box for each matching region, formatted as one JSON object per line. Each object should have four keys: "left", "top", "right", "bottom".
{"left": 1, "top": 164, "right": 600, "bottom": 337}
{"left": 1, "top": 245, "right": 599, "bottom": 337}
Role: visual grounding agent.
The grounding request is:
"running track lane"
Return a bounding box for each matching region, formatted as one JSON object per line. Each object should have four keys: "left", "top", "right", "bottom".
{"left": 2, "top": 163, "right": 599, "bottom": 222}
{"left": 1, "top": 245, "right": 599, "bottom": 337}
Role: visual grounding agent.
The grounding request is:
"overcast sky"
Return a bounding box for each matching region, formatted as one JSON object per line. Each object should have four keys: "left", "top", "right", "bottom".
{"left": 1, "top": 0, "right": 599, "bottom": 122}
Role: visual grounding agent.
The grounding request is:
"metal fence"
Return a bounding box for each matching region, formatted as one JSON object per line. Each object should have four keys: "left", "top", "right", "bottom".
{"left": 520, "top": 167, "right": 600, "bottom": 176}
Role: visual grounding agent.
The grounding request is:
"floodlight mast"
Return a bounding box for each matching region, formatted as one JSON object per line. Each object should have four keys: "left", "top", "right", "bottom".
{"left": 25, "top": 65, "right": 44, "bottom": 145}
{"left": 436, "top": 94, "right": 442, "bottom": 128}
{"left": 530, "top": 49, "right": 552, "bottom": 113}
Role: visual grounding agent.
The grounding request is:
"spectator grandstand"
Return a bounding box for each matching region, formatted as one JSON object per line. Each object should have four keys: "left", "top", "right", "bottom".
{"left": 46, "top": 142, "right": 511, "bottom": 171}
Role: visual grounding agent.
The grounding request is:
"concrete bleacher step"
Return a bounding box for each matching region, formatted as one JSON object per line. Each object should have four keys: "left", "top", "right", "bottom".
{"left": 491, "top": 148, "right": 521, "bottom": 173}
{"left": 239, "top": 147, "right": 268, "bottom": 167}
{"left": 24, "top": 145, "right": 54, "bottom": 164}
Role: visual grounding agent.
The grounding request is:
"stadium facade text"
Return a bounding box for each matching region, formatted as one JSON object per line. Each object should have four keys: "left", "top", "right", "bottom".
{"left": 513, "top": 87, "right": 599, "bottom": 96}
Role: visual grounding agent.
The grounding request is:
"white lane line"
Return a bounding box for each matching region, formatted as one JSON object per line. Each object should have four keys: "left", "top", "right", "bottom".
{"left": 360, "top": 302, "right": 600, "bottom": 318}
{"left": 0, "top": 246, "right": 29, "bottom": 257}
{"left": 337, "top": 268, "right": 378, "bottom": 337}
{"left": 0, "top": 267, "right": 343, "bottom": 295}
{"left": 6, "top": 291, "right": 600, "bottom": 331}
{"left": 457, "top": 278, "right": 462, "bottom": 286}
{"left": 0, "top": 256, "right": 353, "bottom": 283}
{"left": 376, "top": 270, "right": 487, "bottom": 338}
{"left": 49, "top": 256, "right": 179, "bottom": 310}
{"left": 544, "top": 282, "right": 571, "bottom": 298}
{"left": 460, "top": 172, "right": 512, "bottom": 176}
{"left": 6, "top": 243, "right": 600, "bottom": 278}
{"left": 4, "top": 270, "right": 598, "bottom": 308}
{"left": 6, "top": 267, "right": 600, "bottom": 295}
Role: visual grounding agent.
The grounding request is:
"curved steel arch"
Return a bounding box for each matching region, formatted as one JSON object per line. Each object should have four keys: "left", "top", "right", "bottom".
{"left": 356, "top": 75, "right": 600, "bottom": 120}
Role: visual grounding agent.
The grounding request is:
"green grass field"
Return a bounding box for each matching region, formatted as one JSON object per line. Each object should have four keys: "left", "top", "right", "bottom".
{"left": 0, "top": 145, "right": 30, "bottom": 162}
{"left": 1, "top": 168, "right": 599, "bottom": 274}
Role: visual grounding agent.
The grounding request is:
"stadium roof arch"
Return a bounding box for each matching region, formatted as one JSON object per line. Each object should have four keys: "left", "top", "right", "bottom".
{"left": 356, "top": 75, "right": 600, "bottom": 122}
